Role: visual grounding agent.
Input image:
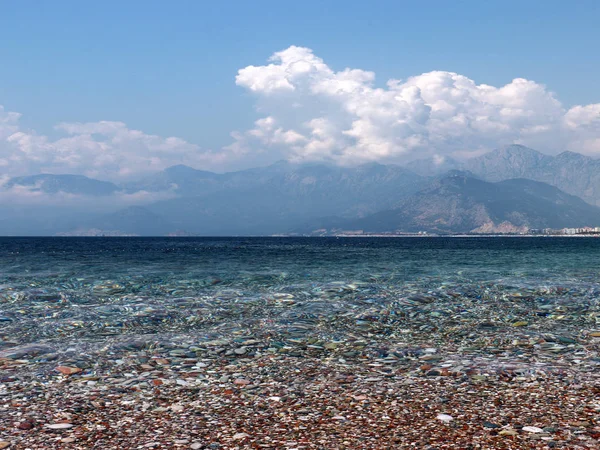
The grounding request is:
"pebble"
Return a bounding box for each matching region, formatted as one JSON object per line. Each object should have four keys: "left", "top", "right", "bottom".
{"left": 17, "top": 421, "right": 35, "bottom": 430}
{"left": 0, "top": 442, "right": 10, "bottom": 449}
{"left": 436, "top": 414, "right": 453, "bottom": 423}
{"left": 55, "top": 366, "right": 82, "bottom": 375}
{"left": 522, "top": 426, "right": 544, "bottom": 433}
{"left": 569, "top": 421, "right": 590, "bottom": 427}
{"left": 45, "top": 423, "right": 74, "bottom": 430}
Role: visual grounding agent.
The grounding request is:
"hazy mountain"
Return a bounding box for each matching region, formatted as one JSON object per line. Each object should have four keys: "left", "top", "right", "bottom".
{"left": 340, "top": 173, "right": 600, "bottom": 234}
{"left": 5, "top": 148, "right": 600, "bottom": 235}
{"left": 464, "top": 145, "right": 554, "bottom": 181}
{"left": 125, "top": 161, "right": 425, "bottom": 207}
{"left": 122, "top": 164, "right": 221, "bottom": 196}
{"left": 5, "top": 174, "right": 119, "bottom": 196}
{"left": 466, "top": 146, "right": 600, "bottom": 206}
{"left": 2, "top": 161, "right": 428, "bottom": 235}
{"left": 143, "top": 162, "right": 426, "bottom": 235}
{"left": 406, "top": 145, "right": 600, "bottom": 206}
{"left": 541, "top": 152, "right": 600, "bottom": 206}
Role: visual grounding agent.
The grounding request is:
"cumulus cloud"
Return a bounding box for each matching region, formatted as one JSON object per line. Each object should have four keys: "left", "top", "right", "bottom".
{"left": 3, "top": 46, "right": 600, "bottom": 182}
{"left": 0, "top": 107, "right": 230, "bottom": 180}
{"left": 233, "top": 45, "right": 600, "bottom": 164}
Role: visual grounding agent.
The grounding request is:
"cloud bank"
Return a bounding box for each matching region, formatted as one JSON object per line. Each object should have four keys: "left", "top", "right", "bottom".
{"left": 2, "top": 45, "right": 600, "bottom": 182}
{"left": 233, "top": 46, "right": 600, "bottom": 164}
{"left": 0, "top": 175, "right": 177, "bottom": 209}
{"left": 0, "top": 107, "right": 228, "bottom": 180}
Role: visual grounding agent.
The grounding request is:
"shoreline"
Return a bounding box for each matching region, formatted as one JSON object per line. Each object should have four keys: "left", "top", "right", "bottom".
{"left": 2, "top": 234, "right": 600, "bottom": 238}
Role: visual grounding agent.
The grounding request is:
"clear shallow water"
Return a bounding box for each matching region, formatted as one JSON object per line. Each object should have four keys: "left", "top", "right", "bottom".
{"left": 1, "top": 237, "right": 599, "bottom": 368}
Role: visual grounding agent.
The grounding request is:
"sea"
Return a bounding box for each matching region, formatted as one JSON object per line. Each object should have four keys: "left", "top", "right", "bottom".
{"left": 1, "top": 237, "right": 599, "bottom": 371}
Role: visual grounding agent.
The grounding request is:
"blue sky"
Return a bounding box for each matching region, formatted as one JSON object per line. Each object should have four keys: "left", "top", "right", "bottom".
{"left": 0, "top": 0, "right": 599, "bottom": 178}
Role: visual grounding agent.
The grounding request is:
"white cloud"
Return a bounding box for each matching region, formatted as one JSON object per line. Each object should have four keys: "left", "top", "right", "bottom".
{"left": 0, "top": 110, "right": 230, "bottom": 180}
{"left": 3, "top": 46, "right": 600, "bottom": 182}
{"left": 234, "top": 46, "right": 600, "bottom": 163}
{"left": 0, "top": 180, "right": 177, "bottom": 209}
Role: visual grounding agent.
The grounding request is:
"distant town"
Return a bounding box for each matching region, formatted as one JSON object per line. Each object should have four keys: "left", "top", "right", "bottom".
{"left": 533, "top": 227, "right": 600, "bottom": 235}
{"left": 307, "top": 226, "right": 600, "bottom": 237}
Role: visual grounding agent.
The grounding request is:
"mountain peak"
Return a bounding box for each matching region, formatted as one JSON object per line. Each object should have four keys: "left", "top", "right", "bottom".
{"left": 554, "top": 150, "right": 592, "bottom": 161}
{"left": 500, "top": 144, "right": 539, "bottom": 153}
{"left": 164, "top": 164, "right": 214, "bottom": 176}
{"left": 484, "top": 144, "right": 548, "bottom": 161}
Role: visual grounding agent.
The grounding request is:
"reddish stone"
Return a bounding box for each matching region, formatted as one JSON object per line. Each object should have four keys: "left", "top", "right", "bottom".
{"left": 17, "top": 421, "right": 35, "bottom": 430}
{"left": 55, "top": 366, "right": 82, "bottom": 375}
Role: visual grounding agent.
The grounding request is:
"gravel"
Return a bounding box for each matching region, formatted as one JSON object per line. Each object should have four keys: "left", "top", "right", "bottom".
{"left": 1, "top": 353, "right": 599, "bottom": 449}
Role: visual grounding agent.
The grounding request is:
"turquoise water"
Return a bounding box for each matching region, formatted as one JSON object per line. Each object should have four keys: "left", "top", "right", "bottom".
{"left": 0, "top": 237, "right": 599, "bottom": 368}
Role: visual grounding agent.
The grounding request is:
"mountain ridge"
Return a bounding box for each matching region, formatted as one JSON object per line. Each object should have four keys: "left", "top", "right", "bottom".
{"left": 335, "top": 173, "right": 600, "bottom": 234}
{"left": 408, "top": 145, "right": 600, "bottom": 206}
{"left": 3, "top": 146, "right": 600, "bottom": 235}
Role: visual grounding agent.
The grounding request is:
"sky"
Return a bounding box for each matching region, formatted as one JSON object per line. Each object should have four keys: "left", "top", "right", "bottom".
{"left": 1, "top": 0, "right": 600, "bottom": 180}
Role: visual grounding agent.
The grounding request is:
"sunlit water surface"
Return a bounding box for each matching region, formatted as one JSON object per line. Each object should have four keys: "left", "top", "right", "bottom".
{"left": 1, "top": 237, "right": 599, "bottom": 367}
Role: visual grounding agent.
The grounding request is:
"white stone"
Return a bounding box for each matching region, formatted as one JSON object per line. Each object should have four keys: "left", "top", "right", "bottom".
{"left": 522, "top": 426, "right": 544, "bottom": 433}
{"left": 436, "top": 414, "right": 453, "bottom": 423}
{"left": 45, "top": 423, "right": 73, "bottom": 429}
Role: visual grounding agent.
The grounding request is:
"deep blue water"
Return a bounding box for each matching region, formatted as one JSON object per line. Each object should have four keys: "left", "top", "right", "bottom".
{"left": 1, "top": 237, "right": 599, "bottom": 363}
{"left": 2, "top": 236, "right": 600, "bottom": 281}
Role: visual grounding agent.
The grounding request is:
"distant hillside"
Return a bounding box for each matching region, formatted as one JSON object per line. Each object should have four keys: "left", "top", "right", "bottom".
{"left": 341, "top": 173, "right": 600, "bottom": 234}
{"left": 140, "top": 162, "right": 427, "bottom": 234}
{"left": 5, "top": 146, "right": 600, "bottom": 236}
{"left": 122, "top": 164, "right": 221, "bottom": 195}
{"left": 406, "top": 145, "right": 600, "bottom": 206}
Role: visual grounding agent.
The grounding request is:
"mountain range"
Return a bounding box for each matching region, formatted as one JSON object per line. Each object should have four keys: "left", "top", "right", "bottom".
{"left": 2, "top": 145, "right": 600, "bottom": 235}
{"left": 345, "top": 173, "right": 600, "bottom": 234}
{"left": 409, "top": 145, "right": 600, "bottom": 207}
